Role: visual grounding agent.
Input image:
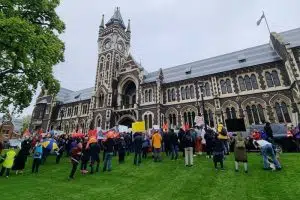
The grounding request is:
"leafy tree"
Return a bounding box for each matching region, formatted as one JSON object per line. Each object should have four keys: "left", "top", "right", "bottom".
{"left": 0, "top": 0, "right": 65, "bottom": 113}
{"left": 21, "top": 114, "right": 31, "bottom": 133}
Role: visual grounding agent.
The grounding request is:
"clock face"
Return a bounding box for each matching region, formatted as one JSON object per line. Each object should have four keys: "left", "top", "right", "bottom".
{"left": 118, "top": 43, "right": 124, "bottom": 52}
{"left": 104, "top": 40, "right": 111, "bottom": 50}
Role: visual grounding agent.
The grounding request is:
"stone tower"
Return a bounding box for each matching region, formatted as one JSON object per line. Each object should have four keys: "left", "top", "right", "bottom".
{"left": 89, "top": 7, "right": 131, "bottom": 130}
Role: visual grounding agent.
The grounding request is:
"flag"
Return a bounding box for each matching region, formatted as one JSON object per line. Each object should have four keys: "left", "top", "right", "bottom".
{"left": 257, "top": 12, "right": 265, "bottom": 26}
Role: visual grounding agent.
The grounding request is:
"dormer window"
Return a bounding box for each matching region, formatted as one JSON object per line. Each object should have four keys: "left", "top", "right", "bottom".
{"left": 238, "top": 54, "right": 246, "bottom": 63}
{"left": 185, "top": 67, "right": 191, "bottom": 75}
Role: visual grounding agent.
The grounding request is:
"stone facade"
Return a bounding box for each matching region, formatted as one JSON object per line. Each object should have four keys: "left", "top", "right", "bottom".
{"left": 30, "top": 8, "right": 300, "bottom": 133}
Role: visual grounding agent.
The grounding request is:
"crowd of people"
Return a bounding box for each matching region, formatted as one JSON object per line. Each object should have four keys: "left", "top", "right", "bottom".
{"left": 0, "top": 122, "right": 284, "bottom": 179}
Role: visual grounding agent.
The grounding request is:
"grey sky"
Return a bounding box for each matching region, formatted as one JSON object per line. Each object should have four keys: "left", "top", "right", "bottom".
{"left": 22, "top": 0, "right": 300, "bottom": 116}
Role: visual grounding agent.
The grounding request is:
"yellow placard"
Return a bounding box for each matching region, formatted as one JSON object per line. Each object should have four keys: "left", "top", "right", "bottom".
{"left": 132, "top": 121, "right": 146, "bottom": 133}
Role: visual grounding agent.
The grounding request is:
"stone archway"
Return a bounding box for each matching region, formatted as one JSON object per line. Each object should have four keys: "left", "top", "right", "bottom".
{"left": 117, "top": 115, "right": 136, "bottom": 128}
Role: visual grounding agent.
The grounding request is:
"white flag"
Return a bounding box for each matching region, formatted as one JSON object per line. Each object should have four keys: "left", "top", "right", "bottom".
{"left": 256, "top": 13, "right": 265, "bottom": 26}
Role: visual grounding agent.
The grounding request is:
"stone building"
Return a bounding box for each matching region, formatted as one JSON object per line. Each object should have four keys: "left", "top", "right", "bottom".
{"left": 31, "top": 8, "right": 300, "bottom": 133}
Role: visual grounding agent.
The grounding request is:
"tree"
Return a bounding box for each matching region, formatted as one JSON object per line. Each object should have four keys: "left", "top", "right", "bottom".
{"left": 21, "top": 114, "right": 31, "bottom": 133}
{"left": 0, "top": 0, "right": 65, "bottom": 113}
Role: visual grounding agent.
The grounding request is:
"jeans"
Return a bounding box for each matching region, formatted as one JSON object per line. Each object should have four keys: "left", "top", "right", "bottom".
{"left": 153, "top": 148, "right": 161, "bottom": 162}
{"left": 103, "top": 152, "right": 113, "bottom": 171}
{"left": 184, "top": 147, "right": 193, "bottom": 166}
{"left": 171, "top": 144, "right": 179, "bottom": 160}
{"left": 261, "top": 144, "right": 281, "bottom": 169}
{"left": 69, "top": 162, "right": 78, "bottom": 178}
{"left": 221, "top": 140, "right": 229, "bottom": 154}
{"left": 134, "top": 152, "right": 142, "bottom": 165}
{"left": 32, "top": 158, "right": 41, "bottom": 173}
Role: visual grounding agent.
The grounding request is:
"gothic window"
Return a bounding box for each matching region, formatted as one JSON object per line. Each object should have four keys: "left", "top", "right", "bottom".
{"left": 168, "top": 89, "right": 171, "bottom": 102}
{"left": 220, "top": 80, "right": 226, "bottom": 94}
{"left": 205, "top": 83, "right": 211, "bottom": 97}
{"left": 190, "top": 85, "right": 195, "bottom": 99}
{"left": 183, "top": 111, "right": 196, "bottom": 127}
{"left": 246, "top": 106, "right": 253, "bottom": 125}
{"left": 172, "top": 88, "right": 176, "bottom": 101}
{"left": 99, "top": 93, "right": 105, "bottom": 107}
{"left": 145, "top": 90, "right": 149, "bottom": 103}
{"left": 169, "top": 114, "right": 173, "bottom": 125}
{"left": 272, "top": 70, "right": 281, "bottom": 86}
{"left": 251, "top": 74, "right": 259, "bottom": 89}
{"left": 106, "top": 58, "right": 110, "bottom": 70}
{"left": 132, "top": 95, "right": 136, "bottom": 105}
{"left": 186, "top": 86, "right": 190, "bottom": 99}
{"left": 245, "top": 75, "right": 252, "bottom": 90}
{"left": 73, "top": 106, "right": 78, "bottom": 116}
{"left": 144, "top": 115, "right": 148, "bottom": 130}
{"left": 231, "top": 107, "right": 237, "bottom": 119}
{"left": 149, "top": 114, "right": 153, "bottom": 129}
{"left": 226, "top": 108, "right": 231, "bottom": 119}
{"left": 275, "top": 102, "right": 291, "bottom": 123}
{"left": 82, "top": 104, "right": 88, "bottom": 115}
{"left": 181, "top": 87, "right": 186, "bottom": 100}
{"left": 265, "top": 72, "right": 273, "bottom": 87}
{"left": 246, "top": 104, "right": 265, "bottom": 125}
{"left": 204, "top": 109, "right": 214, "bottom": 128}
{"left": 226, "top": 79, "right": 232, "bottom": 93}
{"left": 149, "top": 89, "right": 152, "bottom": 102}
{"left": 238, "top": 76, "right": 246, "bottom": 91}
{"left": 172, "top": 114, "right": 177, "bottom": 126}
{"left": 99, "top": 57, "right": 104, "bottom": 71}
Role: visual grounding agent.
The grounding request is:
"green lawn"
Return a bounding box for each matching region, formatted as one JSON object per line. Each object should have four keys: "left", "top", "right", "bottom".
{"left": 0, "top": 152, "right": 299, "bottom": 200}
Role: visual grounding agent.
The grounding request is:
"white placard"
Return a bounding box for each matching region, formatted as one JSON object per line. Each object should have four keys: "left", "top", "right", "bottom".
{"left": 194, "top": 116, "right": 204, "bottom": 126}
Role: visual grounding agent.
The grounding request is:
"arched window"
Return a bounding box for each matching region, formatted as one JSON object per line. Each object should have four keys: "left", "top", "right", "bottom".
{"left": 205, "top": 83, "right": 211, "bottom": 97}
{"left": 245, "top": 75, "right": 252, "bottom": 90}
{"left": 265, "top": 72, "right": 274, "bottom": 87}
{"left": 181, "top": 87, "right": 186, "bottom": 100}
{"left": 251, "top": 74, "right": 258, "bottom": 89}
{"left": 169, "top": 114, "right": 173, "bottom": 125}
{"left": 186, "top": 86, "right": 190, "bottom": 99}
{"left": 226, "top": 79, "right": 232, "bottom": 93}
{"left": 168, "top": 89, "right": 172, "bottom": 102}
{"left": 149, "top": 89, "right": 152, "bottom": 102}
{"left": 275, "top": 102, "right": 291, "bottom": 123}
{"left": 149, "top": 114, "right": 153, "bottom": 129}
{"left": 252, "top": 105, "right": 260, "bottom": 124}
{"left": 145, "top": 90, "right": 149, "bottom": 103}
{"left": 220, "top": 80, "right": 227, "bottom": 94}
{"left": 238, "top": 76, "right": 246, "bottom": 91}
{"left": 257, "top": 104, "right": 265, "bottom": 123}
{"left": 106, "top": 57, "right": 110, "bottom": 70}
{"left": 246, "top": 106, "right": 253, "bottom": 125}
{"left": 183, "top": 112, "right": 188, "bottom": 124}
{"left": 231, "top": 107, "right": 237, "bottom": 119}
{"left": 144, "top": 115, "right": 148, "bottom": 130}
{"left": 172, "top": 114, "right": 177, "bottom": 126}
{"left": 97, "top": 117, "right": 101, "bottom": 128}
{"left": 272, "top": 70, "right": 281, "bottom": 86}
{"left": 99, "top": 93, "right": 105, "bottom": 107}
{"left": 185, "top": 111, "right": 195, "bottom": 127}
{"left": 99, "top": 57, "right": 104, "bottom": 71}
{"left": 190, "top": 85, "right": 195, "bottom": 99}
{"left": 204, "top": 109, "right": 214, "bottom": 128}
{"left": 226, "top": 108, "right": 231, "bottom": 119}
{"left": 172, "top": 88, "right": 176, "bottom": 101}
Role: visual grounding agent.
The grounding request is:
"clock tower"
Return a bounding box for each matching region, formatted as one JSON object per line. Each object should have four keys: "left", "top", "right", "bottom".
{"left": 89, "top": 7, "right": 131, "bottom": 130}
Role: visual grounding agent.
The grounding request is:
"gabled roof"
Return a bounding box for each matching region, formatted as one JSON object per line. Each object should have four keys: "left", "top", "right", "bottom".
{"left": 144, "top": 27, "right": 300, "bottom": 83}
{"left": 105, "top": 7, "right": 126, "bottom": 29}
{"left": 56, "top": 87, "right": 94, "bottom": 104}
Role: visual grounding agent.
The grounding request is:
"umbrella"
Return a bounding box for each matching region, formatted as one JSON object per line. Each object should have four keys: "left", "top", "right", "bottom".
{"left": 72, "top": 132, "right": 84, "bottom": 138}
{"left": 42, "top": 139, "right": 58, "bottom": 151}
{"left": 106, "top": 130, "right": 115, "bottom": 139}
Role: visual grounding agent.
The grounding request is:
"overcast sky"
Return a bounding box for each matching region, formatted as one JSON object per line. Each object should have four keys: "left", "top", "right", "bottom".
{"left": 21, "top": 0, "right": 300, "bottom": 117}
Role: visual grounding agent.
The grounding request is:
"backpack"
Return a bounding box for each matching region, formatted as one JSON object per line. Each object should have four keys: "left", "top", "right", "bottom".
{"left": 235, "top": 140, "right": 245, "bottom": 149}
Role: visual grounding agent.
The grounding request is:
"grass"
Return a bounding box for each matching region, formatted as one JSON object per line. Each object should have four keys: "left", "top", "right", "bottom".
{"left": 0, "top": 152, "right": 300, "bottom": 200}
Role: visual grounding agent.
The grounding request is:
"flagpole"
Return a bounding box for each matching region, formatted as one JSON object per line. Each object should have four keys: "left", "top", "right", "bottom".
{"left": 263, "top": 11, "right": 271, "bottom": 34}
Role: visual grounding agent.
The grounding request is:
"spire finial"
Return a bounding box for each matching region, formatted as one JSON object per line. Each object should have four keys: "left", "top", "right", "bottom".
{"left": 126, "top": 19, "right": 131, "bottom": 33}
{"left": 100, "top": 14, "right": 104, "bottom": 28}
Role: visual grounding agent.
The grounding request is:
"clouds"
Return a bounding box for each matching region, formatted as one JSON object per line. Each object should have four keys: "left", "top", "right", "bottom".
{"left": 21, "top": 0, "right": 300, "bottom": 116}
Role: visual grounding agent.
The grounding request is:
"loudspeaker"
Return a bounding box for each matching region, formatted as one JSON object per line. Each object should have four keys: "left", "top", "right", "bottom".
{"left": 225, "top": 118, "right": 246, "bottom": 132}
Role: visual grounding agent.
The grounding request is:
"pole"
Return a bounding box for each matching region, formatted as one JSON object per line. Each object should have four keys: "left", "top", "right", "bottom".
{"left": 200, "top": 84, "right": 207, "bottom": 132}
{"left": 263, "top": 11, "right": 271, "bottom": 34}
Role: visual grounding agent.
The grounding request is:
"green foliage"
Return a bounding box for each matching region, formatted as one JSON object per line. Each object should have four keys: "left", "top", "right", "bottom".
{"left": 0, "top": 154, "right": 300, "bottom": 200}
{"left": 0, "top": 0, "right": 65, "bottom": 113}
{"left": 21, "top": 114, "right": 31, "bottom": 133}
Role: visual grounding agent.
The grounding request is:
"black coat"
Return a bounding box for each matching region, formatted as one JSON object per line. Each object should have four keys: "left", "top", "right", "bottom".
{"left": 134, "top": 134, "right": 143, "bottom": 153}
{"left": 183, "top": 133, "right": 193, "bottom": 148}
{"left": 104, "top": 138, "right": 114, "bottom": 153}
{"left": 170, "top": 132, "right": 179, "bottom": 146}
{"left": 264, "top": 126, "right": 273, "bottom": 139}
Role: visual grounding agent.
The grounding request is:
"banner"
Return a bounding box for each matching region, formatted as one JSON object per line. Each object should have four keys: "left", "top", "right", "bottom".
{"left": 194, "top": 116, "right": 204, "bottom": 126}
{"left": 153, "top": 125, "right": 160, "bottom": 130}
{"left": 119, "top": 125, "right": 129, "bottom": 133}
{"left": 132, "top": 121, "right": 146, "bottom": 133}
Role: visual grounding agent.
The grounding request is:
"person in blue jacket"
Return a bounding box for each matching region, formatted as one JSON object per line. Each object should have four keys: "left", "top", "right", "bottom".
{"left": 32, "top": 141, "right": 43, "bottom": 173}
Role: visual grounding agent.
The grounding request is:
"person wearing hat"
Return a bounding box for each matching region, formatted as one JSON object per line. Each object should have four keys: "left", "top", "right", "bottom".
{"left": 152, "top": 130, "right": 162, "bottom": 162}
{"left": 234, "top": 133, "right": 248, "bottom": 173}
